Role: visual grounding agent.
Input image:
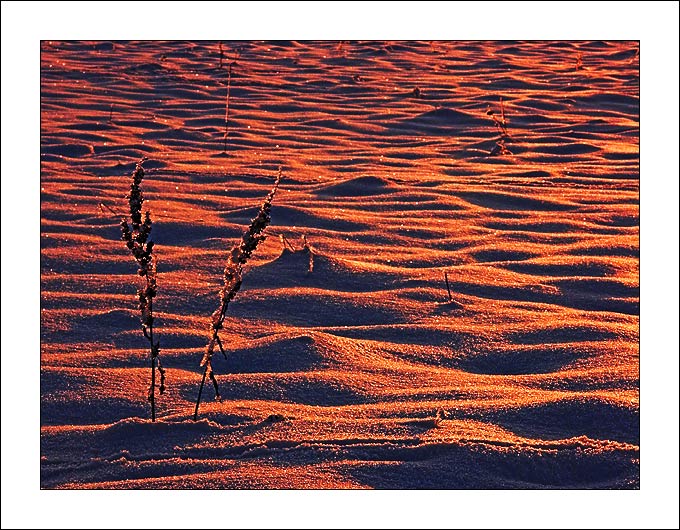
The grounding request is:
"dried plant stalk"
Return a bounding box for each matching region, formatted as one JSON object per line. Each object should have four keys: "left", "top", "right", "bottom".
{"left": 302, "top": 234, "right": 314, "bottom": 273}
{"left": 193, "top": 168, "right": 282, "bottom": 421}
{"left": 487, "top": 96, "right": 512, "bottom": 156}
{"left": 222, "top": 49, "right": 240, "bottom": 154}
{"left": 121, "top": 158, "right": 164, "bottom": 421}
{"left": 223, "top": 63, "right": 232, "bottom": 153}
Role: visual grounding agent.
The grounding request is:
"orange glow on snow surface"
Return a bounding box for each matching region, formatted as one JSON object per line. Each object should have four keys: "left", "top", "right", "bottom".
{"left": 41, "top": 40, "right": 639, "bottom": 489}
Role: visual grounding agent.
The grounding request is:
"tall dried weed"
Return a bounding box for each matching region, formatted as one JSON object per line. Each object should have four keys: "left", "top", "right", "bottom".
{"left": 193, "top": 168, "right": 282, "bottom": 420}
{"left": 121, "top": 158, "right": 165, "bottom": 421}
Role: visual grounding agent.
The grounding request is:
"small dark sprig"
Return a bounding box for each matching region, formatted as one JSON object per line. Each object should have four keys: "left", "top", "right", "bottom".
{"left": 302, "top": 234, "right": 314, "bottom": 273}
{"left": 487, "top": 97, "right": 512, "bottom": 156}
{"left": 486, "top": 96, "right": 508, "bottom": 136}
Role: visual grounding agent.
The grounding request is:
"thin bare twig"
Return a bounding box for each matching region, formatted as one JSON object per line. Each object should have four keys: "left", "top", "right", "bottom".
{"left": 222, "top": 49, "right": 240, "bottom": 154}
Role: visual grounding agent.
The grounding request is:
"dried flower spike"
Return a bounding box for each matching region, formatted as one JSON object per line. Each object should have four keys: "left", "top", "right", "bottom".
{"left": 194, "top": 168, "right": 282, "bottom": 421}
{"left": 120, "top": 158, "right": 164, "bottom": 422}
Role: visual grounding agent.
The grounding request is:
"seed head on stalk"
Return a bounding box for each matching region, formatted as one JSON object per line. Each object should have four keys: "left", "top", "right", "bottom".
{"left": 194, "top": 168, "right": 282, "bottom": 420}
{"left": 120, "top": 158, "right": 165, "bottom": 421}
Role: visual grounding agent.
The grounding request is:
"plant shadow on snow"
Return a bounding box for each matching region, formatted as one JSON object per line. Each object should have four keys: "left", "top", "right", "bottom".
{"left": 477, "top": 399, "right": 639, "bottom": 445}
{"left": 342, "top": 443, "right": 638, "bottom": 489}
{"left": 242, "top": 247, "right": 403, "bottom": 293}
{"left": 177, "top": 375, "right": 371, "bottom": 407}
